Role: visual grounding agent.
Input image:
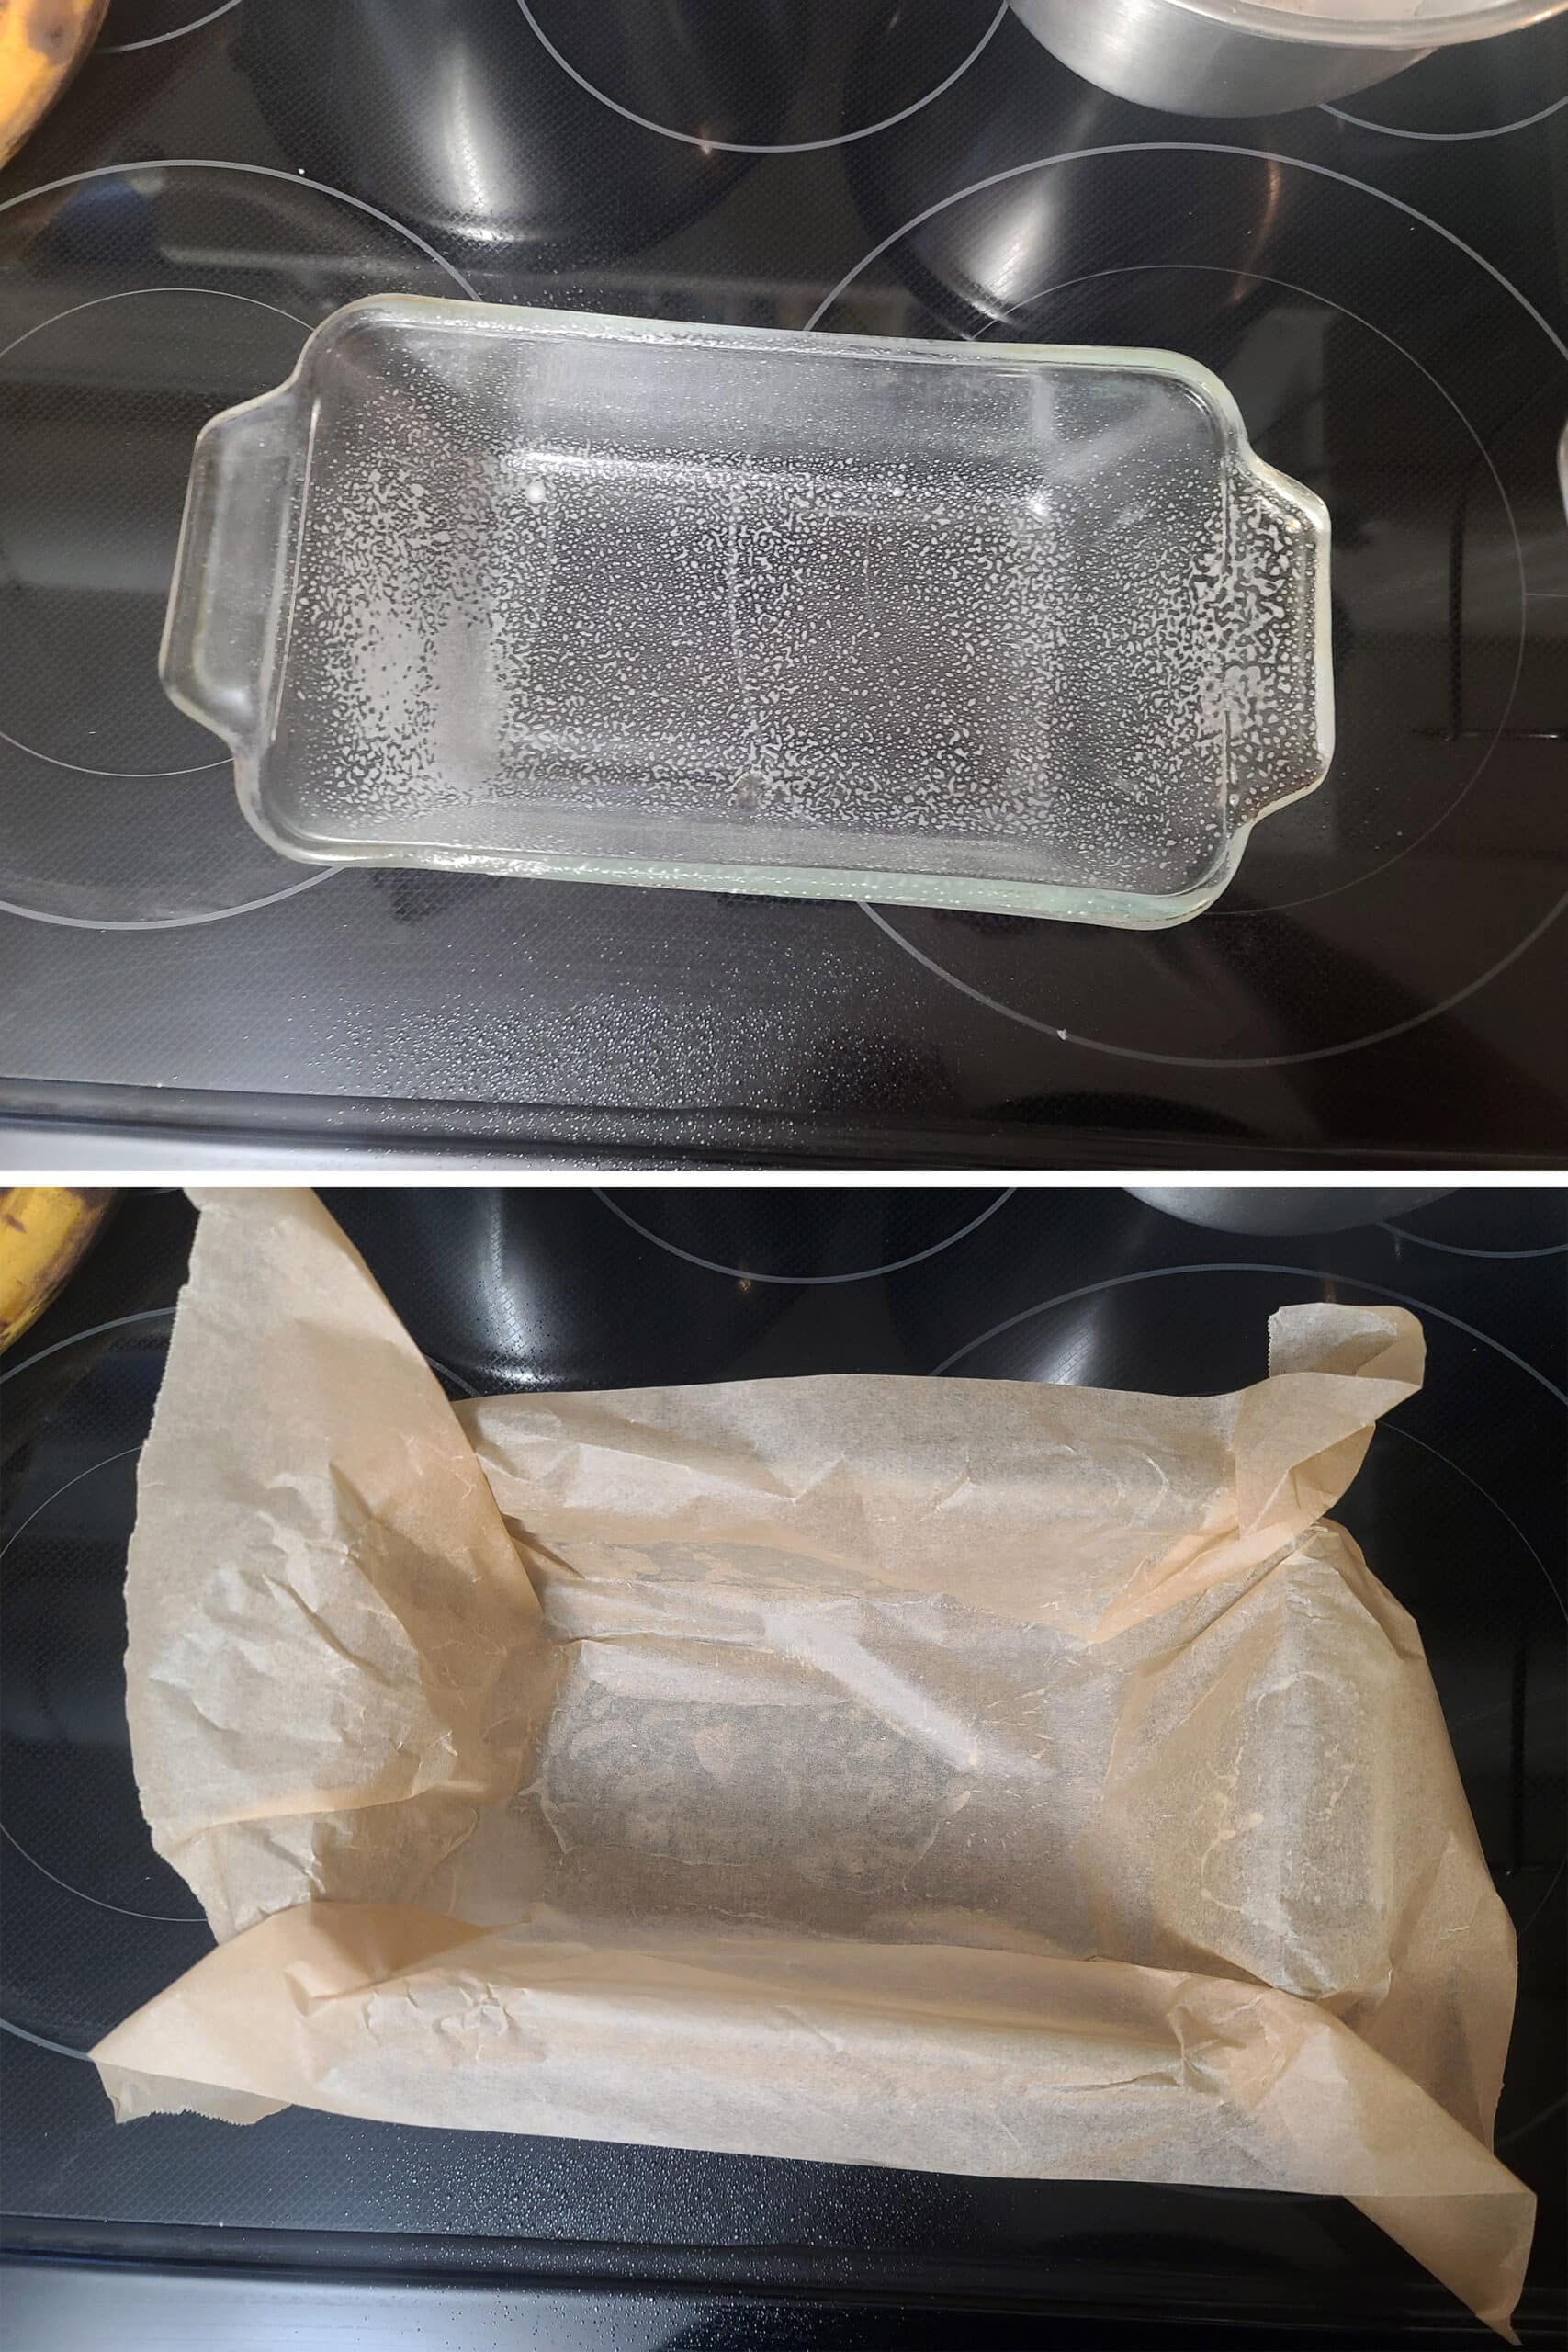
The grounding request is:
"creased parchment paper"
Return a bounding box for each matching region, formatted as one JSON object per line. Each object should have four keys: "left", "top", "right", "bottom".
{"left": 94, "top": 1190, "right": 1530, "bottom": 2335}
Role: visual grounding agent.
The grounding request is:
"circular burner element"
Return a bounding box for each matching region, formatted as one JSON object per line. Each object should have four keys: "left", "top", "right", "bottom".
{"left": 1324, "top": 17, "right": 1568, "bottom": 141}
{"left": 239, "top": 0, "right": 765, "bottom": 271}
{"left": 100, "top": 0, "right": 241, "bottom": 51}
{"left": 1, "top": 1459, "right": 204, "bottom": 1924}
{"left": 598, "top": 1188, "right": 1014, "bottom": 1283}
{"left": 0, "top": 1311, "right": 479, "bottom": 1938}
{"left": 0, "top": 162, "right": 474, "bottom": 929}
{"left": 823, "top": 142, "right": 1568, "bottom": 1069}
{"left": 519, "top": 0, "right": 1006, "bottom": 153}
{"left": 0, "top": 288, "right": 306, "bottom": 781}
{"left": 0, "top": 1325, "right": 204, "bottom": 1924}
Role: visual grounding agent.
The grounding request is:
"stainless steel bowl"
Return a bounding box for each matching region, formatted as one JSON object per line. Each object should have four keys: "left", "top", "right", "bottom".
{"left": 1011, "top": 0, "right": 1568, "bottom": 118}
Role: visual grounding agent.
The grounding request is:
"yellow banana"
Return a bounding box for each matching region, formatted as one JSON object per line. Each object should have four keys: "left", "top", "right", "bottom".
{"left": 0, "top": 1186, "right": 113, "bottom": 1352}
{"left": 0, "top": 0, "right": 108, "bottom": 169}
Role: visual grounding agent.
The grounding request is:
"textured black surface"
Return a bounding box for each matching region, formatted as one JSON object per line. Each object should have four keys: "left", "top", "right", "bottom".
{"left": 1, "top": 1186, "right": 1562, "bottom": 2343}
{"left": 0, "top": 1, "right": 1563, "bottom": 1162}
{"left": 7, "top": 2253, "right": 1538, "bottom": 2352}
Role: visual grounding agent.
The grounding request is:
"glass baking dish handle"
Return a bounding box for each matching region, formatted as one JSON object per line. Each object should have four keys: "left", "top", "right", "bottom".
{"left": 160, "top": 387, "right": 307, "bottom": 753}
{"left": 1215, "top": 457, "right": 1336, "bottom": 834}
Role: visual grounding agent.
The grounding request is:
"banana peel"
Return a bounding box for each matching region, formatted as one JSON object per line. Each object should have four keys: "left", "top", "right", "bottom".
{"left": 0, "top": 1186, "right": 114, "bottom": 1352}
{"left": 0, "top": 0, "right": 108, "bottom": 169}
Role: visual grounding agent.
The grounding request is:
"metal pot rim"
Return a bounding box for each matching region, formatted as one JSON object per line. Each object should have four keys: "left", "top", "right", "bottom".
{"left": 1148, "top": 0, "right": 1568, "bottom": 49}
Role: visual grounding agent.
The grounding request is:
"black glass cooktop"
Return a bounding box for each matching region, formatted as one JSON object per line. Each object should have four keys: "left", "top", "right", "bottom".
{"left": 1, "top": 2, "right": 1564, "bottom": 1167}
{"left": 2, "top": 1185, "right": 1563, "bottom": 2343}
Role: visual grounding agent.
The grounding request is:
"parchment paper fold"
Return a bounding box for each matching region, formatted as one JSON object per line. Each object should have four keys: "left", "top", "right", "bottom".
{"left": 94, "top": 1189, "right": 1530, "bottom": 2335}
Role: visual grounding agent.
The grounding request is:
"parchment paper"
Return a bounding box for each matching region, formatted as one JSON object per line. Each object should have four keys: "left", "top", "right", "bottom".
{"left": 93, "top": 1189, "right": 1531, "bottom": 2335}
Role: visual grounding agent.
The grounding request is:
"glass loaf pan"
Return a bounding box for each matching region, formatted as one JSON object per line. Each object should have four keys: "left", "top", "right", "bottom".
{"left": 161, "top": 297, "right": 1333, "bottom": 929}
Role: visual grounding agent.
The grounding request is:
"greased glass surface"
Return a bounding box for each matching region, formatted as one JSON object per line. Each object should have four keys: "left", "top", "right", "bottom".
{"left": 165, "top": 299, "right": 1331, "bottom": 926}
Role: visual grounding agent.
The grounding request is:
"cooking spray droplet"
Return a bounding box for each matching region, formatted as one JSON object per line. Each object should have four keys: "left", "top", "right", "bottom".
{"left": 525, "top": 476, "right": 548, "bottom": 506}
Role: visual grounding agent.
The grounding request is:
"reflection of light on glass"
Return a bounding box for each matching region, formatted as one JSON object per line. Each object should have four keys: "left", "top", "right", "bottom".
{"left": 972, "top": 206, "right": 1063, "bottom": 318}
{"left": 477, "top": 1190, "right": 547, "bottom": 1378}
{"left": 1006, "top": 1294, "right": 1118, "bottom": 1389}
{"left": 1234, "top": 162, "right": 1285, "bottom": 300}
{"left": 437, "top": 43, "right": 516, "bottom": 245}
